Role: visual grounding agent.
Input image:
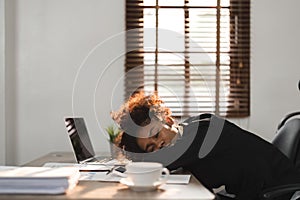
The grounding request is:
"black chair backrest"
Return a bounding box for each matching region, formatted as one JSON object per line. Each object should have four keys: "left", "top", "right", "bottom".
{"left": 277, "top": 112, "right": 300, "bottom": 130}
{"left": 272, "top": 118, "right": 300, "bottom": 169}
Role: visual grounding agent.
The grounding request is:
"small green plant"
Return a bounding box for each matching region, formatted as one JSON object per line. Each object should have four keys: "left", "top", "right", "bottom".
{"left": 105, "top": 124, "right": 120, "bottom": 143}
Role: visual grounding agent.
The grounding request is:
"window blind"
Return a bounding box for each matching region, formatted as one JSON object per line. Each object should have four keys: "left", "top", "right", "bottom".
{"left": 125, "top": 0, "right": 250, "bottom": 118}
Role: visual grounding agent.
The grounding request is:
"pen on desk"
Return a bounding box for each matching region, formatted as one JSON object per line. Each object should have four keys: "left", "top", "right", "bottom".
{"left": 105, "top": 168, "right": 127, "bottom": 178}
{"left": 106, "top": 165, "right": 117, "bottom": 175}
{"left": 79, "top": 169, "right": 111, "bottom": 172}
{"left": 106, "top": 169, "right": 112, "bottom": 175}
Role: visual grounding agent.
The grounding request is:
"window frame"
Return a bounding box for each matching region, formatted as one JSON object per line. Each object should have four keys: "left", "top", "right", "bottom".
{"left": 125, "top": 0, "right": 250, "bottom": 118}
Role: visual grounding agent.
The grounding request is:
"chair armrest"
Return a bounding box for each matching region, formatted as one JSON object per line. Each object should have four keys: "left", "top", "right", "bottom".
{"left": 260, "top": 184, "right": 300, "bottom": 200}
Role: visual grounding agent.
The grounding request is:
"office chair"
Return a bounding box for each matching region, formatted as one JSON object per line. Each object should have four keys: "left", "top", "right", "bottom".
{"left": 260, "top": 81, "right": 300, "bottom": 200}
{"left": 216, "top": 113, "right": 300, "bottom": 200}
{"left": 218, "top": 80, "right": 300, "bottom": 200}
{"left": 259, "top": 112, "right": 300, "bottom": 200}
{"left": 273, "top": 112, "right": 300, "bottom": 169}
{"left": 217, "top": 115, "right": 300, "bottom": 200}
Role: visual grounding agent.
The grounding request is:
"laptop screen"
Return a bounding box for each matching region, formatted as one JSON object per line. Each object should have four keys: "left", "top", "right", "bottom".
{"left": 64, "top": 117, "right": 95, "bottom": 163}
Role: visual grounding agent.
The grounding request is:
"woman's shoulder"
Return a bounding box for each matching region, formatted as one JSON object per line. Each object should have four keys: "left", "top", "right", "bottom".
{"left": 180, "top": 113, "right": 213, "bottom": 137}
{"left": 179, "top": 114, "right": 213, "bottom": 130}
{"left": 182, "top": 113, "right": 213, "bottom": 124}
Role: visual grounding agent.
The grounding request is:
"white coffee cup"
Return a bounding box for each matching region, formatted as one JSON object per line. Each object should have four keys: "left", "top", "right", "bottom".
{"left": 125, "top": 162, "right": 169, "bottom": 186}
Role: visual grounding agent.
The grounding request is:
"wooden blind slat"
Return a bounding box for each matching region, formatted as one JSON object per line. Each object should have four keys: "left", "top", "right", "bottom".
{"left": 125, "top": 0, "right": 250, "bottom": 118}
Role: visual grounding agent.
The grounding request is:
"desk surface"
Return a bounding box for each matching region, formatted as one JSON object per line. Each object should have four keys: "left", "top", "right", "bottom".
{"left": 0, "top": 152, "right": 215, "bottom": 200}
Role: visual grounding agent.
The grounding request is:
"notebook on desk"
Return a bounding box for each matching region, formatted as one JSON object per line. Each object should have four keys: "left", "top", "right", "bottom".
{"left": 64, "top": 117, "right": 110, "bottom": 164}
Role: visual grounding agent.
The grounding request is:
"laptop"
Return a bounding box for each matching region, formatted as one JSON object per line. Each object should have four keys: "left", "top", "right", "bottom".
{"left": 64, "top": 117, "right": 109, "bottom": 164}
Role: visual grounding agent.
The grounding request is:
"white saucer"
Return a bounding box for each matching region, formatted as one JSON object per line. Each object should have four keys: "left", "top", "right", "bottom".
{"left": 120, "top": 178, "right": 164, "bottom": 192}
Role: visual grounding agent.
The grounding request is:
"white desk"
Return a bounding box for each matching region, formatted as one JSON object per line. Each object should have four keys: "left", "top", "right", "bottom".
{"left": 0, "top": 152, "right": 215, "bottom": 200}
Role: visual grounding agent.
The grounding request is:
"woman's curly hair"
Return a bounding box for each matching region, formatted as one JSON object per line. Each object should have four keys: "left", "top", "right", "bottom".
{"left": 111, "top": 91, "right": 171, "bottom": 153}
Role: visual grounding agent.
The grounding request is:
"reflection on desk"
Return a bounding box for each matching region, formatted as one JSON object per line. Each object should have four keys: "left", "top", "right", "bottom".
{"left": 0, "top": 152, "right": 215, "bottom": 200}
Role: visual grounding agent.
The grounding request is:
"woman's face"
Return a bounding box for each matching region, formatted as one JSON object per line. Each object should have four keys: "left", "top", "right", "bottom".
{"left": 136, "top": 119, "right": 178, "bottom": 153}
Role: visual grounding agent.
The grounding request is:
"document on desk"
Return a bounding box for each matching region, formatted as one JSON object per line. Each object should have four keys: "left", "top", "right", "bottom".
{"left": 43, "top": 162, "right": 112, "bottom": 171}
{"left": 79, "top": 172, "right": 191, "bottom": 184}
{"left": 80, "top": 172, "right": 121, "bottom": 182}
{"left": 43, "top": 162, "right": 191, "bottom": 184}
{"left": 167, "top": 174, "right": 191, "bottom": 184}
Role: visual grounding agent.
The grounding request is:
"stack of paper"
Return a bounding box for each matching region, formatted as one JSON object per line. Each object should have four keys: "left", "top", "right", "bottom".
{"left": 0, "top": 166, "right": 80, "bottom": 194}
{"left": 43, "top": 162, "right": 112, "bottom": 172}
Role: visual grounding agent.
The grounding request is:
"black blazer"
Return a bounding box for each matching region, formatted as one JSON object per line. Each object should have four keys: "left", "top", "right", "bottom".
{"left": 131, "top": 114, "right": 300, "bottom": 200}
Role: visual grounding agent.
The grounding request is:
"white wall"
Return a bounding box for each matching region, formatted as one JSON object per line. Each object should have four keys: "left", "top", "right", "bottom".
{"left": 0, "top": 0, "right": 5, "bottom": 165}
{"left": 5, "top": 0, "right": 125, "bottom": 165}
{"left": 248, "top": 0, "right": 300, "bottom": 140}
{"left": 3, "top": 0, "right": 300, "bottom": 165}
